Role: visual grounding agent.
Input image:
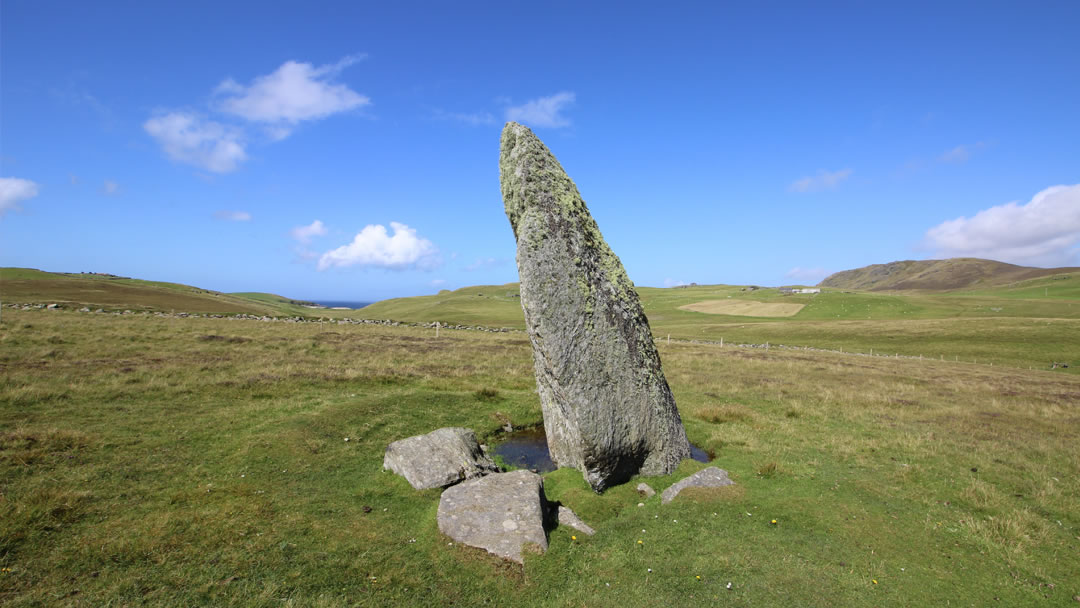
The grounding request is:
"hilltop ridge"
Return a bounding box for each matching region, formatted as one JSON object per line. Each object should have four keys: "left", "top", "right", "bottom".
{"left": 0, "top": 267, "right": 323, "bottom": 316}
{"left": 819, "top": 258, "right": 1079, "bottom": 291}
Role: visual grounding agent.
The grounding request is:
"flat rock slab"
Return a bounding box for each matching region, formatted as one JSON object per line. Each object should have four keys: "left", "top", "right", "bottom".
{"left": 384, "top": 427, "right": 498, "bottom": 490}
{"left": 437, "top": 470, "right": 548, "bottom": 563}
{"left": 661, "top": 467, "right": 735, "bottom": 504}
{"left": 557, "top": 505, "right": 596, "bottom": 536}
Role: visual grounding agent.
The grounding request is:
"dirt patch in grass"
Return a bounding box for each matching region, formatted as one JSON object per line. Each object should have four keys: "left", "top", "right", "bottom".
{"left": 198, "top": 334, "right": 251, "bottom": 344}
{"left": 697, "top": 404, "right": 755, "bottom": 424}
{"left": 678, "top": 300, "right": 805, "bottom": 317}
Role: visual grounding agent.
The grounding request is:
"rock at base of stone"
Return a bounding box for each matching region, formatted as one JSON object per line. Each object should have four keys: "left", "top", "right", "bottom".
{"left": 661, "top": 467, "right": 735, "bottom": 504}
{"left": 384, "top": 427, "right": 498, "bottom": 490}
{"left": 557, "top": 505, "right": 596, "bottom": 536}
{"left": 437, "top": 470, "right": 548, "bottom": 563}
{"left": 636, "top": 482, "right": 656, "bottom": 498}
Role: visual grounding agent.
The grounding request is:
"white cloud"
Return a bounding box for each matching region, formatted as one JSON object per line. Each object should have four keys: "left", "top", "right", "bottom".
{"left": 785, "top": 266, "right": 830, "bottom": 282}
{"left": 505, "top": 92, "right": 575, "bottom": 128}
{"left": 923, "top": 184, "right": 1080, "bottom": 267}
{"left": 430, "top": 279, "right": 448, "bottom": 287}
{"left": 939, "top": 141, "right": 986, "bottom": 164}
{"left": 216, "top": 55, "right": 369, "bottom": 138}
{"left": 102, "top": 180, "right": 119, "bottom": 195}
{"left": 0, "top": 177, "right": 39, "bottom": 216}
{"left": 663, "top": 278, "right": 688, "bottom": 288}
{"left": 789, "top": 168, "right": 853, "bottom": 193}
{"left": 290, "top": 219, "right": 327, "bottom": 243}
{"left": 144, "top": 112, "right": 247, "bottom": 173}
{"left": 318, "top": 222, "right": 440, "bottom": 271}
{"left": 214, "top": 210, "right": 252, "bottom": 221}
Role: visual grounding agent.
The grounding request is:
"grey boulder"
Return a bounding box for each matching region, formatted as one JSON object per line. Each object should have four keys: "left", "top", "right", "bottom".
{"left": 383, "top": 427, "right": 498, "bottom": 490}
{"left": 661, "top": 467, "right": 735, "bottom": 504}
{"left": 557, "top": 505, "right": 596, "bottom": 536}
{"left": 500, "top": 122, "right": 691, "bottom": 492}
{"left": 437, "top": 470, "right": 548, "bottom": 563}
{"left": 636, "top": 482, "right": 656, "bottom": 498}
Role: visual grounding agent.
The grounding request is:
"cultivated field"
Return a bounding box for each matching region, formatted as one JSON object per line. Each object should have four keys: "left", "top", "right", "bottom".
{"left": 677, "top": 300, "right": 804, "bottom": 317}
{"left": 2, "top": 307, "right": 1078, "bottom": 606}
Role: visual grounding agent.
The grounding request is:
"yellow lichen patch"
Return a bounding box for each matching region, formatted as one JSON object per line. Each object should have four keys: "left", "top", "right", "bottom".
{"left": 678, "top": 300, "right": 805, "bottom": 317}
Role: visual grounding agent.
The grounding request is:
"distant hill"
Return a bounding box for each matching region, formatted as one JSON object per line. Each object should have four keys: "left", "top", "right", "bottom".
{"left": 0, "top": 267, "right": 321, "bottom": 316}
{"left": 819, "top": 258, "right": 1079, "bottom": 291}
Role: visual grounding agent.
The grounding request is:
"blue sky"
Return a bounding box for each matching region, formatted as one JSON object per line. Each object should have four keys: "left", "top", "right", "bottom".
{"left": 2, "top": 1, "right": 1078, "bottom": 301}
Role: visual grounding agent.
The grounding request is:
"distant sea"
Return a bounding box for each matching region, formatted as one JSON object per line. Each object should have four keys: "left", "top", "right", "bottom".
{"left": 308, "top": 300, "right": 373, "bottom": 310}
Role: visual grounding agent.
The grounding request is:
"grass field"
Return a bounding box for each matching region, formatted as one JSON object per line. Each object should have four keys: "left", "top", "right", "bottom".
{"left": 360, "top": 280, "right": 1080, "bottom": 373}
{"left": 2, "top": 307, "right": 1078, "bottom": 606}
{"left": 0, "top": 268, "right": 321, "bottom": 318}
{"left": 6, "top": 266, "right": 1077, "bottom": 373}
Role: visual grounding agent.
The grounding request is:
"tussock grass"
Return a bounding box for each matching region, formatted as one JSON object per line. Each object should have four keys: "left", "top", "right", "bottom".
{"left": 1, "top": 309, "right": 1078, "bottom": 606}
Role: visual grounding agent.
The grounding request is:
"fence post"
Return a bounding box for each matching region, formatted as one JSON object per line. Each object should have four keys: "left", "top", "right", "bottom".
{"left": 435, "top": 321, "right": 439, "bottom": 338}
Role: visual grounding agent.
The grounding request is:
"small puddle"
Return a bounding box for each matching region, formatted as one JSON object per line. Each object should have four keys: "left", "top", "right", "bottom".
{"left": 492, "top": 428, "right": 556, "bottom": 473}
{"left": 688, "top": 443, "right": 711, "bottom": 463}
{"left": 492, "top": 427, "right": 711, "bottom": 473}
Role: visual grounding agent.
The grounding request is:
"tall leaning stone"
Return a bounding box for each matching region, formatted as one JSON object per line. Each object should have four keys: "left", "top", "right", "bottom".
{"left": 499, "top": 122, "right": 691, "bottom": 492}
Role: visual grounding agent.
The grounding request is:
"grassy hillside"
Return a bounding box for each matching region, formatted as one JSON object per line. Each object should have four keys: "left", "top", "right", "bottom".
{"left": 5, "top": 266, "right": 1076, "bottom": 370}
{"left": 1, "top": 308, "right": 1077, "bottom": 606}
{"left": 819, "top": 257, "right": 1079, "bottom": 291}
{"left": 359, "top": 282, "right": 1080, "bottom": 372}
{"left": 0, "top": 268, "right": 319, "bottom": 317}
{"left": 360, "top": 284, "right": 527, "bottom": 327}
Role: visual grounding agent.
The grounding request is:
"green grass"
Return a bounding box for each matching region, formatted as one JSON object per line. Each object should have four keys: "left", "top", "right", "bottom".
{"left": 6, "top": 266, "right": 1076, "bottom": 372}
{"left": 360, "top": 284, "right": 527, "bottom": 328}
{"left": 0, "top": 268, "right": 319, "bottom": 317}
{"left": 2, "top": 308, "right": 1078, "bottom": 606}
{"left": 360, "top": 281, "right": 1080, "bottom": 373}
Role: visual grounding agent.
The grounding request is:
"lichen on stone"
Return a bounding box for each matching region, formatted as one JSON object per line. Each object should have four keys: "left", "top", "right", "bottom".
{"left": 499, "top": 122, "right": 690, "bottom": 492}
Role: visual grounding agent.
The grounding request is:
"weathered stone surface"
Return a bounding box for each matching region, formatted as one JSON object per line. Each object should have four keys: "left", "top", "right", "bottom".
{"left": 499, "top": 122, "right": 691, "bottom": 492}
{"left": 437, "top": 469, "right": 548, "bottom": 563}
{"left": 557, "top": 505, "right": 596, "bottom": 536}
{"left": 383, "top": 427, "right": 498, "bottom": 490}
{"left": 636, "top": 482, "right": 656, "bottom": 498}
{"left": 661, "top": 467, "right": 735, "bottom": 504}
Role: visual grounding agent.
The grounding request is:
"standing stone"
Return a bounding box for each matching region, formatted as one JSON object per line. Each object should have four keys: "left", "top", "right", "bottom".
{"left": 499, "top": 122, "right": 691, "bottom": 492}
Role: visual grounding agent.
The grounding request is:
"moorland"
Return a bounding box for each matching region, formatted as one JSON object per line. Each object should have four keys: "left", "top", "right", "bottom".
{"left": 1, "top": 261, "right": 1078, "bottom": 606}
